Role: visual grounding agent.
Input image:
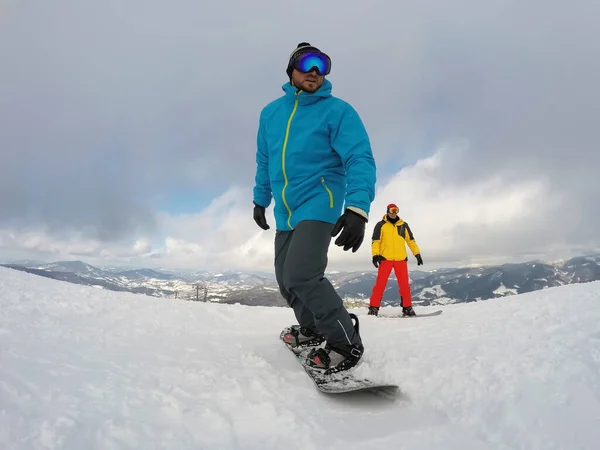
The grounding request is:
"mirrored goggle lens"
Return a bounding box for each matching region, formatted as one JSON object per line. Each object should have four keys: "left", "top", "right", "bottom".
{"left": 294, "top": 51, "right": 331, "bottom": 75}
{"left": 388, "top": 207, "right": 398, "bottom": 214}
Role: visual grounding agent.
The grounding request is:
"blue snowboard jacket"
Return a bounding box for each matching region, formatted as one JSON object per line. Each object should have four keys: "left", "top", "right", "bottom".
{"left": 253, "top": 79, "right": 377, "bottom": 230}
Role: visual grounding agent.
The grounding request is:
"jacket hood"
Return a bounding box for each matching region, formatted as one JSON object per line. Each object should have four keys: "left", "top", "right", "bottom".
{"left": 281, "top": 78, "right": 333, "bottom": 105}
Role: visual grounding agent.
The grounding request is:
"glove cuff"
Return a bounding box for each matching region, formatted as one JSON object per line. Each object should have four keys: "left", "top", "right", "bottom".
{"left": 346, "top": 206, "right": 368, "bottom": 221}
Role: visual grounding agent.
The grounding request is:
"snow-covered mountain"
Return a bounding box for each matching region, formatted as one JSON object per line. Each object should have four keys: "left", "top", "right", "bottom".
{"left": 32, "top": 260, "right": 109, "bottom": 278}
{"left": 1, "top": 260, "right": 279, "bottom": 302}
{"left": 3, "top": 253, "right": 600, "bottom": 307}
{"left": 332, "top": 255, "right": 600, "bottom": 306}
{"left": 1, "top": 265, "right": 599, "bottom": 449}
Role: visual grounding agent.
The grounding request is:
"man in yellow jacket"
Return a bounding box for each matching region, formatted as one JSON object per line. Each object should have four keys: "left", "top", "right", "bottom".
{"left": 368, "top": 203, "right": 423, "bottom": 316}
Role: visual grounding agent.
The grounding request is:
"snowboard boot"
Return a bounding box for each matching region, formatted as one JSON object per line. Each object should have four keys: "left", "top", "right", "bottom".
{"left": 305, "top": 313, "right": 364, "bottom": 374}
{"left": 402, "top": 306, "right": 416, "bottom": 316}
{"left": 367, "top": 306, "right": 379, "bottom": 316}
{"left": 282, "top": 325, "right": 325, "bottom": 349}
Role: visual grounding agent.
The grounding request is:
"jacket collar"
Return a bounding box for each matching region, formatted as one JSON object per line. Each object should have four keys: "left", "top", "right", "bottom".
{"left": 281, "top": 78, "right": 332, "bottom": 105}
{"left": 383, "top": 214, "right": 404, "bottom": 225}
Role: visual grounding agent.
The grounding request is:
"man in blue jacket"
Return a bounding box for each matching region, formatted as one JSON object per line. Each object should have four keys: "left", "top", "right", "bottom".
{"left": 252, "top": 42, "right": 377, "bottom": 373}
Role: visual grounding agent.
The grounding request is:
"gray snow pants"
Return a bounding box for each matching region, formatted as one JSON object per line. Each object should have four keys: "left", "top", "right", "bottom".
{"left": 274, "top": 220, "right": 362, "bottom": 351}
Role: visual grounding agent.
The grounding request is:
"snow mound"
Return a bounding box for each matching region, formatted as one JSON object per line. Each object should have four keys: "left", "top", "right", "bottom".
{"left": 1, "top": 266, "right": 599, "bottom": 449}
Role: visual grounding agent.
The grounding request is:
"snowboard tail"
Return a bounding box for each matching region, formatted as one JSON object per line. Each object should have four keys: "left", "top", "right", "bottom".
{"left": 280, "top": 327, "right": 398, "bottom": 396}
{"left": 378, "top": 309, "right": 443, "bottom": 319}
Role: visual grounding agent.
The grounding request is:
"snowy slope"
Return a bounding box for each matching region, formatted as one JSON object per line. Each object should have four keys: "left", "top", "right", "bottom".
{"left": 1, "top": 267, "right": 599, "bottom": 449}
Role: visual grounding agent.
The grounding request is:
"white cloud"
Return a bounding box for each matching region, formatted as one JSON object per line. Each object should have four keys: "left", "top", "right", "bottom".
{"left": 155, "top": 185, "right": 275, "bottom": 271}
{"left": 151, "top": 142, "right": 596, "bottom": 271}
{"left": 132, "top": 239, "right": 152, "bottom": 255}
{"left": 0, "top": 228, "right": 154, "bottom": 263}
{"left": 1, "top": 0, "right": 598, "bottom": 269}
{"left": 3, "top": 143, "right": 592, "bottom": 272}
{"left": 360, "top": 144, "right": 561, "bottom": 267}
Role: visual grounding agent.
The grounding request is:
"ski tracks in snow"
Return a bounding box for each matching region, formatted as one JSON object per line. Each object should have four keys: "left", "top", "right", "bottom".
{"left": 365, "top": 285, "right": 600, "bottom": 449}
{"left": 1, "top": 269, "right": 600, "bottom": 449}
{"left": 0, "top": 271, "right": 337, "bottom": 449}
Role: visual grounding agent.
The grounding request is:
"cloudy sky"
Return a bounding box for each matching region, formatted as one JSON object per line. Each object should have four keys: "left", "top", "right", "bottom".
{"left": 1, "top": 0, "right": 598, "bottom": 273}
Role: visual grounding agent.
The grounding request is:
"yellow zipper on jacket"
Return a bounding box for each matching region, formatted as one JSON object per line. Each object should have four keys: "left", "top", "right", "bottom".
{"left": 320, "top": 176, "right": 334, "bottom": 208}
{"left": 281, "top": 91, "right": 300, "bottom": 229}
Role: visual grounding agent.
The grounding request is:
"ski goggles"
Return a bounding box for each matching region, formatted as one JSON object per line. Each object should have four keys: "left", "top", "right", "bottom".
{"left": 290, "top": 51, "right": 331, "bottom": 76}
{"left": 387, "top": 206, "right": 399, "bottom": 214}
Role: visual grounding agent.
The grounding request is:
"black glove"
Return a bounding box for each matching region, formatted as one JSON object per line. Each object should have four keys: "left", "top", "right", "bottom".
{"left": 331, "top": 208, "right": 367, "bottom": 252}
{"left": 372, "top": 255, "right": 386, "bottom": 268}
{"left": 253, "top": 202, "right": 270, "bottom": 230}
{"left": 415, "top": 254, "right": 423, "bottom": 266}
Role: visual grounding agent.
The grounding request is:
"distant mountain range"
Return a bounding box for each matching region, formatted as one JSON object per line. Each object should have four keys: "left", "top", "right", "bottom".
{"left": 3, "top": 254, "right": 600, "bottom": 308}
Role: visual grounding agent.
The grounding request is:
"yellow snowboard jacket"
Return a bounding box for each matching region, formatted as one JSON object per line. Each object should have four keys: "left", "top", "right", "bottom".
{"left": 371, "top": 215, "right": 420, "bottom": 261}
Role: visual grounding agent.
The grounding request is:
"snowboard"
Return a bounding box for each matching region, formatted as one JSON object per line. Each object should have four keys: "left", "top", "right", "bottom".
{"left": 377, "top": 309, "right": 443, "bottom": 319}
{"left": 280, "top": 327, "right": 399, "bottom": 396}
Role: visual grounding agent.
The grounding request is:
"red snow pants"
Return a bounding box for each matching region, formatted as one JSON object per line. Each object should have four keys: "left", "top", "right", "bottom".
{"left": 369, "top": 259, "right": 412, "bottom": 308}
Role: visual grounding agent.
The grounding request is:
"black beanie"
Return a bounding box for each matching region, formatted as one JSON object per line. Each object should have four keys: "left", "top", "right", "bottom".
{"left": 286, "top": 42, "right": 321, "bottom": 79}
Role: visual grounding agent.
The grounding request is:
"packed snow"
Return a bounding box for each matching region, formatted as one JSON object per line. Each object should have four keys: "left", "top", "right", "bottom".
{"left": 1, "top": 266, "right": 599, "bottom": 449}
{"left": 493, "top": 283, "right": 518, "bottom": 296}
{"left": 418, "top": 284, "right": 447, "bottom": 298}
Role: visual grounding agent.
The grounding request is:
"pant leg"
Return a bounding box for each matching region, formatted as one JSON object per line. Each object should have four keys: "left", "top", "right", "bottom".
{"left": 274, "top": 229, "right": 316, "bottom": 330}
{"left": 369, "top": 260, "right": 393, "bottom": 308}
{"left": 394, "top": 260, "right": 413, "bottom": 307}
{"left": 281, "top": 220, "right": 362, "bottom": 350}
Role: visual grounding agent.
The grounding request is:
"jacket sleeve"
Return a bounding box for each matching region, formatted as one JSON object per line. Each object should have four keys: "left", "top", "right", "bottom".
{"left": 403, "top": 222, "right": 421, "bottom": 256}
{"left": 371, "top": 221, "right": 384, "bottom": 256}
{"left": 330, "top": 104, "right": 376, "bottom": 219}
{"left": 253, "top": 110, "right": 272, "bottom": 208}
